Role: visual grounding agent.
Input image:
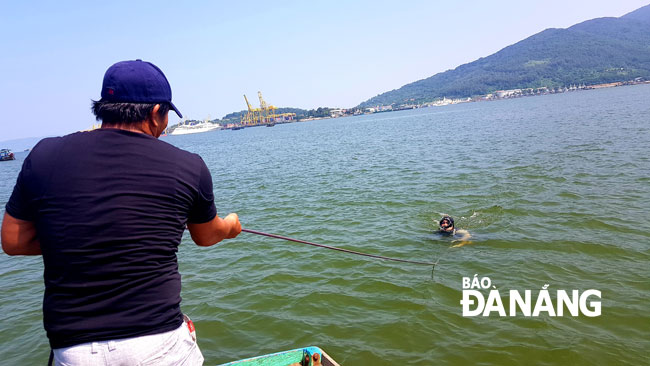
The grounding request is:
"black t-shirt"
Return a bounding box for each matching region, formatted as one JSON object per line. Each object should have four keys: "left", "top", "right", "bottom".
{"left": 5, "top": 128, "right": 217, "bottom": 348}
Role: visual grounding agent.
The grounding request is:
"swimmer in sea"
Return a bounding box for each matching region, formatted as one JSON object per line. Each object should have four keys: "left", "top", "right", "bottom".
{"left": 438, "top": 215, "right": 471, "bottom": 246}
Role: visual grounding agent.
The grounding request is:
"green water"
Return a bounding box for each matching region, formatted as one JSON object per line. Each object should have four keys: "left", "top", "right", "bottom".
{"left": 1, "top": 84, "right": 649, "bottom": 365}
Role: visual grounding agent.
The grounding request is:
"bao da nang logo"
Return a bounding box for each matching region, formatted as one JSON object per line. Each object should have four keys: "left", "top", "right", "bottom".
{"left": 461, "top": 274, "right": 601, "bottom": 317}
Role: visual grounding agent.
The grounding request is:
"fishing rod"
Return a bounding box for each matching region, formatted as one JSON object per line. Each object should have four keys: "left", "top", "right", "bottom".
{"left": 242, "top": 228, "right": 435, "bottom": 266}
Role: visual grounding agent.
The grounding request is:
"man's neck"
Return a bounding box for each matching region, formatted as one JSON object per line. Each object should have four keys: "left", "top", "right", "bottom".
{"left": 100, "top": 122, "right": 155, "bottom": 137}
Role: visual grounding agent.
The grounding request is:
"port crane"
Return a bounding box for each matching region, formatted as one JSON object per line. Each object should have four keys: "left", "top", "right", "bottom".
{"left": 241, "top": 94, "right": 261, "bottom": 125}
{"left": 240, "top": 91, "right": 295, "bottom": 126}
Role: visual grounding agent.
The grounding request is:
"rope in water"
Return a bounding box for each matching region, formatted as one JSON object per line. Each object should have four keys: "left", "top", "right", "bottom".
{"left": 242, "top": 228, "right": 435, "bottom": 266}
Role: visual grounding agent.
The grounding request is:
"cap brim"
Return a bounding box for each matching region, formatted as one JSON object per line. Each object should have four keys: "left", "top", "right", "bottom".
{"left": 170, "top": 102, "right": 183, "bottom": 118}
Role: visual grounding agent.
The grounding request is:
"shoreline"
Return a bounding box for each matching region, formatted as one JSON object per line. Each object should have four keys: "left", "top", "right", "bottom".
{"left": 353, "top": 79, "right": 650, "bottom": 116}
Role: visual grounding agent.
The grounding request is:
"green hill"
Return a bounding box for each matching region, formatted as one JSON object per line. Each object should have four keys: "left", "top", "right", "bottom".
{"left": 359, "top": 5, "right": 650, "bottom": 107}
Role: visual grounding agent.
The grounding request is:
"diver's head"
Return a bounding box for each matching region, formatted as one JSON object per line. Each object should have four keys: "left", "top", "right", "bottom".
{"left": 439, "top": 215, "right": 454, "bottom": 233}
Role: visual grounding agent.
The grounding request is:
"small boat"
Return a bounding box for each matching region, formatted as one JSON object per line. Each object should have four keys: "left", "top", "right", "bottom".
{"left": 265, "top": 122, "right": 275, "bottom": 127}
{"left": 217, "top": 346, "right": 340, "bottom": 366}
{"left": 1, "top": 149, "right": 15, "bottom": 161}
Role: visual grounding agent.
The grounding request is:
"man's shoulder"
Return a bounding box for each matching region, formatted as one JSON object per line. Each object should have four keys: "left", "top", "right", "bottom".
{"left": 27, "top": 134, "right": 75, "bottom": 157}
{"left": 154, "top": 138, "right": 204, "bottom": 165}
{"left": 29, "top": 131, "right": 108, "bottom": 157}
{"left": 30, "top": 130, "right": 203, "bottom": 166}
{"left": 32, "top": 131, "right": 98, "bottom": 148}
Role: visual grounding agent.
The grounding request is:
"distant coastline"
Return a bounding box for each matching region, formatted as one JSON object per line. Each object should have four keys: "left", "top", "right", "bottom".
{"left": 351, "top": 79, "right": 650, "bottom": 116}
{"left": 4, "top": 81, "right": 648, "bottom": 149}
{"left": 165, "top": 79, "right": 650, "bottom": 131}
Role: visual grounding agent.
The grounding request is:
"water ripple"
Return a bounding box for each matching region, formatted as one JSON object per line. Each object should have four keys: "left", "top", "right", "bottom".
{"left": 2, "top": 85, "right": 650, "bottom": 365}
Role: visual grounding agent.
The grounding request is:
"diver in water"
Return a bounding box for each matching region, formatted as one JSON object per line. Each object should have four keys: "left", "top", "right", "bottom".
{"left": 438, "top": 215, "right": 455, "bottom": 235}
{"left": 438, "top": 215, "right": 471, "bottom": 246}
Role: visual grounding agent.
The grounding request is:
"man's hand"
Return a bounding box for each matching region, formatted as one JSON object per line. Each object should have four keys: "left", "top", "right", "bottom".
{"left": 187, "top": 213, "right": 241, "bottom": 247}
{"left": 223, "top": 213, "right": 242, "bottom": 239}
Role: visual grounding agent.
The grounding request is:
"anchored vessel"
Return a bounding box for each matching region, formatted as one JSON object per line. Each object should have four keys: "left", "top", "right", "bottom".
{"left": 1, "top": 149, "right": 15, "bottom": 161}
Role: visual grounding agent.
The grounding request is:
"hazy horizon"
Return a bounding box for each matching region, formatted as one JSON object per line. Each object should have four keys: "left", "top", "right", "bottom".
{"left": 1, "top": 0, "right": 648, "bottom": 141}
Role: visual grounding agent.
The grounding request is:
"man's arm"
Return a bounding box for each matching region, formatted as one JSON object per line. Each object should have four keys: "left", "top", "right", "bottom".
{"left": 1, "top": 212, "right": 41, "bottom": 255}
{"left": 187, "top": 212, "right": 241, "bottom": 247}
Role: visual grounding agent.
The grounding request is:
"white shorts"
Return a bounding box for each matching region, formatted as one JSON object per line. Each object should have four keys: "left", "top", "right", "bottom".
{"left": 53, "top": 321, "right": 204, "bottom": 366}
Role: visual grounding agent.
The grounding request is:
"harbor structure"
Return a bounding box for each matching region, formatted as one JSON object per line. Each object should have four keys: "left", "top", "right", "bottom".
{"left": 241, "top": 91, "right": 295, "bottom": 126}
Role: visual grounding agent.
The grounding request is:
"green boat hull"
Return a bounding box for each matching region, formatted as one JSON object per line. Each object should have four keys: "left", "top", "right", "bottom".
{"left": 217, "top": 346, "right": 339, "bottom": 366}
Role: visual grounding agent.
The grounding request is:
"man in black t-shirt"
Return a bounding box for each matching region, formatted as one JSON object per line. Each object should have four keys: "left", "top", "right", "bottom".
{"left": 1, "top": 60, "right": 241, "bottom": 365}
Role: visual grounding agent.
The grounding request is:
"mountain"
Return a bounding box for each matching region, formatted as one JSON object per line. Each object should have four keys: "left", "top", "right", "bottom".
{"left": 359, "top": 5, "right": 650, "bottom": 107}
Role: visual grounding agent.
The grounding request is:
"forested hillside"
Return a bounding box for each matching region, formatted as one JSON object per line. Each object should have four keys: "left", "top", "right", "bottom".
{"left": 359, "top": 5, "right": 650, "bottom": 107}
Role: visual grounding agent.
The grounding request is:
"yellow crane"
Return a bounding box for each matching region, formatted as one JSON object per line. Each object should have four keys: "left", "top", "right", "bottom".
{"left": 258, "top": 91, "right": 278, "bottom": 123}
{"left": 242, "top": 94, "right": 261, "bottom": 125}
{"left": 240, "top": 91, "right": 296, "bottom": 126}
{"left": 257, "top": 91, "right": 267, "bottom": 110}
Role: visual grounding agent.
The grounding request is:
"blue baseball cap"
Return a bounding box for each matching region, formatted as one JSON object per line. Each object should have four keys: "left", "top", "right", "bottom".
{"left": 101, "top": 59, "right": 182, "bottom": 118}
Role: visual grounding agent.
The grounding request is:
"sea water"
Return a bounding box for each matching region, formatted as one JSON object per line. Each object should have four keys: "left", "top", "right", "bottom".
{"left": 1, "top": 84, "right": 648, "bottom": 365}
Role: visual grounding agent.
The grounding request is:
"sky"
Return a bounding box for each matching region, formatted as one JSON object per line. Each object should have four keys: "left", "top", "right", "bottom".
{"left": 1, "top": 0, "right": 648, "bottom": 142}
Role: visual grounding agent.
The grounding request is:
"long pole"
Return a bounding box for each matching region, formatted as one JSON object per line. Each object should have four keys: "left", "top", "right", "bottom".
{"left": 242, "top": 228, "right": 435, "bottom": 266}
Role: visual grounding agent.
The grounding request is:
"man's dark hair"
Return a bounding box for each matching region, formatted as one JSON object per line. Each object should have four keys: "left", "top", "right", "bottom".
{"left": 91, "top": 100, "right": 171, "bottom": 125}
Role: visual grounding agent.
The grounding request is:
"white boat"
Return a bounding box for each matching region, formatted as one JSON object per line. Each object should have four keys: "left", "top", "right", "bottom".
{"left": 170, "top": 121, "right": 221, "bottom": 135}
